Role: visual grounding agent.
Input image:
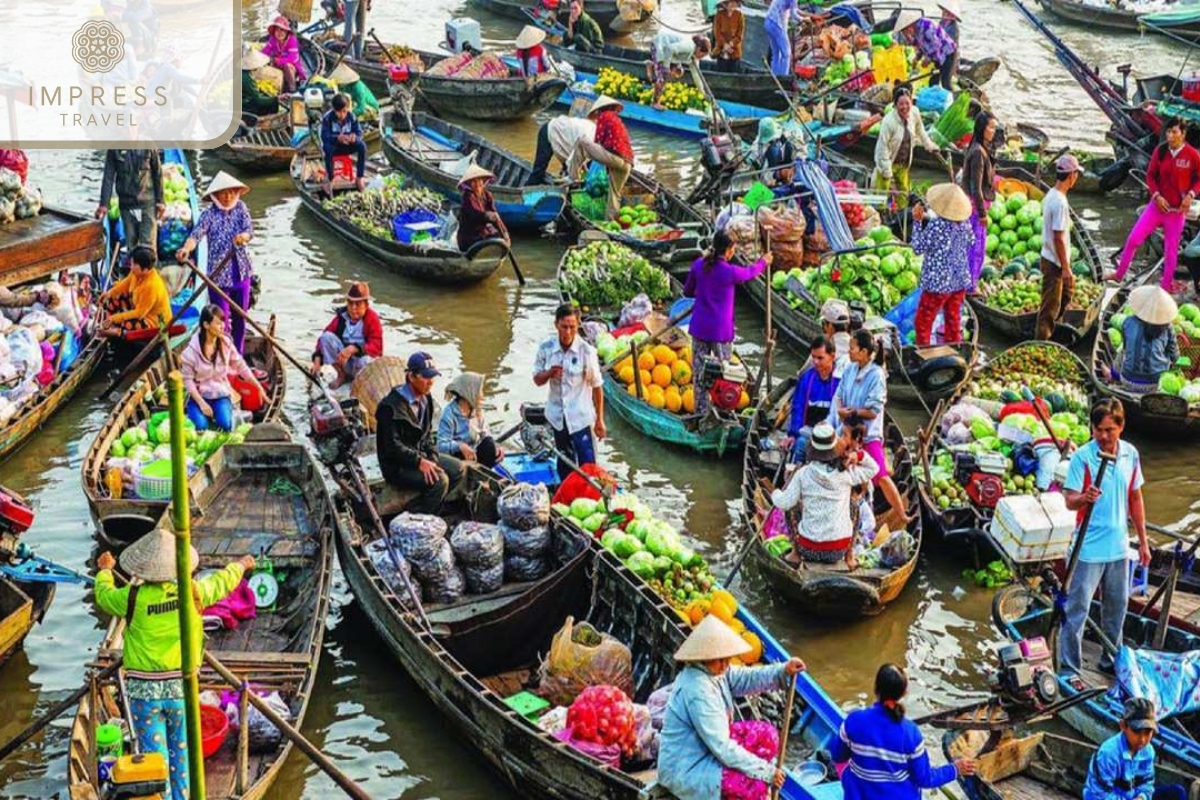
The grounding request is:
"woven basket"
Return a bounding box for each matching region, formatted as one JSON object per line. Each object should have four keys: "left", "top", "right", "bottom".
{"left": 278, "top": 0, "right": 313, "bottom": 22}
{"left": 351, "top": 356, "right": 408, "bottom": 431}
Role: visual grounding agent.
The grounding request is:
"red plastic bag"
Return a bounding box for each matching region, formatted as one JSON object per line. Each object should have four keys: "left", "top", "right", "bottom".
{"left": 0, "top": 150, "right": 28, "bottom": 185}
{"left": 230, "top": 374, "right": 265, "bottom": 412}
{"left": 552, "top": 464, "right": 617, "bottom": 507}
{"left": 998, "top": 399, "right": 1050, "bottom": 422}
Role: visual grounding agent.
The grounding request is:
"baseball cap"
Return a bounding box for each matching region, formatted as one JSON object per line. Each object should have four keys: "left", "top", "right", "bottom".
{"left": 1122, "top": 697, "right": 1158, "bottom": 731}
{"left": 1055, "top": 154, "right": 1084, "bottom": 174}
{"left": 406, "top": 351, "right": 441, "bottom": 378}
{"left": 821, "top": 299, "right": 850, "bottom": 324}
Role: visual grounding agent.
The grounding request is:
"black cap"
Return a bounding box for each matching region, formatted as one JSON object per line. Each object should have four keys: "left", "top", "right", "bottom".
{"left": 1122, "top": 697, "right": 1158, "bottom": 732}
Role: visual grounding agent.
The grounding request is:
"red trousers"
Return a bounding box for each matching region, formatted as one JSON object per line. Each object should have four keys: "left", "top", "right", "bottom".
{"left": 914, "top": 289, "right": 966, "bottom": 346}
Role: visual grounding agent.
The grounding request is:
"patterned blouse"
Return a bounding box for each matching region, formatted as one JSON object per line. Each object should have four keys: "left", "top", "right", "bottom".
{"left": 912, "top": 217, "right": 974, "bottom": 295}
{"left": 594, "top": 110, "right": 634, "bottom": 163}
{"left": 912, "top": 18, "right": 956, "bottom": 65}
{"left": 193, "top": 201, "right": 254, "bottom": 285}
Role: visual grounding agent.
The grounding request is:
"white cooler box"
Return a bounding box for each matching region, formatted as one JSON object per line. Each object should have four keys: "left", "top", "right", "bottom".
{"left": 988, "top": 493, "right": 1077, "bottom": 564}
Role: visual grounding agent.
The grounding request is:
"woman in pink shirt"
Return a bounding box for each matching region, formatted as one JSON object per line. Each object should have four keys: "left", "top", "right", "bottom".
{"left": 261, "top": 16, "right": 306, "bottom": 93}
{"left": 181, "top": 305, "right": 263, "bottom": 432}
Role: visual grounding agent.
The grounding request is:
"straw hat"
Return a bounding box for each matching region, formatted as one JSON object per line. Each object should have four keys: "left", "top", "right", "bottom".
{"left": 515, "top": 25, "right": 547, "bottom": 49}
{"left": 241, "top": 49, "right": 270, "bottom": 70}
{"left": 329, "top": 62, "right": 360, "bottom": 85}
{"left": 675, "top": 615, "right": 753, "bottom": 662}
{"left": 120, "top": 529, "right": 198, "bottom": 584}
{"left": 926, "top": 183, "right": 972, "bottom": 222}
{"left": 1128, "top": 285, "right": 1178, "bottom": 326}
{"left": 806, "top": 422, "right": 840, "bottom": 463}
{"left": 938, "top": 0, "right": 962, "bottom": 19}
{"left": 204, "top": 171, "right": 250, "bottom": 198}
{"left": 892, "top": 9, "right": 922, "bottom": 32}
{"left": 588, "top": 95, "right": 623, "bottom": 116}
{"left": 457, "top": 163, "right": 495, "bottom": 187}
{"left": 267, "top": 14, "right": 292, "bottom": 34}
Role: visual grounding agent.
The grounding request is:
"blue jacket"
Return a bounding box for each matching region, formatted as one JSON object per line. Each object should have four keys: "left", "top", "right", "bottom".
{"left": 1084, "top": 733, "right": 1155, "bottom": 800}
{"left": 1120, "top": 315, "right": 1179, "bottom": 384}
{"left": 320, "top": 109, "right": 362, "bottom": 154}
{"left": 788, "top": 367, "right": 839, "bottom": 435}
{"left": 832, "top": 703, "right": 956, "bottom": 800}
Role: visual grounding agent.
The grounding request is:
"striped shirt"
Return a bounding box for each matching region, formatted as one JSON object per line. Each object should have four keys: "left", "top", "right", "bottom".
{"left": 833, "top": 703, "right": 957, "bottom": 799}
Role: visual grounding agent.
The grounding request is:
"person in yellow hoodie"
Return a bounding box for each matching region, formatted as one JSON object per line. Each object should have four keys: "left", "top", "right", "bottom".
{"left": 97, "top": 245, "right": 173, "bottom": 338}
{"left": 96, "top": 529, "right": 253, "bottom": 800}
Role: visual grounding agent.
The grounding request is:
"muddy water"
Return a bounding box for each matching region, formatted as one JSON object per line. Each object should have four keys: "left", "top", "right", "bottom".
{"left": 2, "top": 0, "right": 1199, "bottom": 796}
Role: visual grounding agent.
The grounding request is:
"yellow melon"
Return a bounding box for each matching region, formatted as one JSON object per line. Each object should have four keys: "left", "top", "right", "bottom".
{"left": 637, "top": 351, "right": 657, "bottom": 371}
{"left": 651, "top": 364, "right": 672, "bottom": 388}
{"left": 665, "top": 386, "right": 682, "bottom": 413}
{"left": 711, "top": 589, "right": 739, "bottom": 616}
{"left": 709, "top": 597, "right": 736, "bottom": 624}
{"left": 627, "top": 382, "right": 639, "bottom": 396}
{"left": 618, "top": 365, "right": 635, "bottom": 385}
{"left": 646, "top": 384, "right": 666, "bottom": 409}
{"left": 728, "top": 618, "right": 746, "bottom": 635}
{"left": 653, "top": 344, "right": 677, "bottom": 366}
{"left": 672, "top": 360, "right": 693, "bottom": 385}
{"left": 682, "top": 386, "right": 696, "bottom": 414}
{"left": 741, "top": 632, "right": 763, "bottom": 664}
{"left": 677, "top": 346, "right": 692, "bottom": 365}
{"left": 639, "top": 369, "right": 653, "bottom": 388}
{"left": 614, "top": 356, "right": 634, "bottom": 374}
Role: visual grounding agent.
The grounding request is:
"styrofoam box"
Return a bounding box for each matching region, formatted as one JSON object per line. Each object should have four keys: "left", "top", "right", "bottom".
{"left": 988, "top": 493, "right": 1077, "bottom": 564}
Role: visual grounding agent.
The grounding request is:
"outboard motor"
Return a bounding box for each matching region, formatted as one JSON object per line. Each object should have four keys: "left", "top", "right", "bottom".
{"left": 991, "top": 637, "right": 1058, "bottom": 709}
{"left": 519, "top": 403, "right": 556, "bottom": 460}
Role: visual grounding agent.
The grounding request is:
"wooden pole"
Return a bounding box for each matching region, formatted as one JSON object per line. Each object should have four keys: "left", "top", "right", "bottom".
{"left": 769, "top": 677, "right": 797, "bottom": 800}
{"left": 169, "top": 371, "right": 207, "bottom": 800}
{"left": 204, "top": 652, "right": 372, "bottom": 800}
{"left": 236, "top": 684, "right": 250, "bottom": 794}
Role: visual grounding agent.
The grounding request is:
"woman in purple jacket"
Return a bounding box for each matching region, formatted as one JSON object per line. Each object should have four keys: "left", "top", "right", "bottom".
{"left": 683, "top": 229, "right": 771, "bottom": 415}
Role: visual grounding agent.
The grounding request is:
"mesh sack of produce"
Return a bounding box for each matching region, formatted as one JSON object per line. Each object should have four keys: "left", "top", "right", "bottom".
{"left": 646, "top": 685, "right": 673, "bottom": 730}
{"left": 720, "top": 720, "right": 779, "bottom": 800}
{"left": 387, "top": 512, "right": 448, "bottom": 562}
{"left": 504, "top": 553, "right": 551, "bottom": 582}
{"left": 537, "top": 616, "right": 634, "bottom": 706}
{"left": 427, "top": 51, "right": 473, "bottom": 77}
{"left": 501, "top": 522, "right": 551, "bottom": 558}
{"left": 423, "top": 564, "right": 466, "bottom": 605}
{"left": 410, "top": 538, "right": 456, "bottom": 583}
{"left": 725, "top": 215, "right": 762, "bottom": 264}
{"left": 450, "top": 521, "right": 505, "bottom": 567}
{"left": 772, "top": 239, "right": 805, "bottom": 271}
{"left": 618, "top": 294, "right": 653, "bottom": 328}
{"left": 497, "top": 482, "right": 550, "bottom": 531}
{"left": 631, "top": 704, "right": 657, "bottom": 763}
{"left": 364, "top": 538, "right": 420, "bottom": 600}
{"left": 567, "top": 685, "right": 637, "bottom": 754}
{"left": 463, "top": 562, "right": 505, "bottom": 595}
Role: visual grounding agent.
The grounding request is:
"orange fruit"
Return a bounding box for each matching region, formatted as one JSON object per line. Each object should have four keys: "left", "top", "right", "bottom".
{"left": 737, "top": 391, "right": 751, "bottom": 410}
{"left": 651, "top": 364, "right": 672, "bottom": 388}
{"left": 709, "top": 597, "right": 736, "bottom": 624}
{"left": 637, "top": 351, "right": 657, "bottom": 371}
{"left": 639, "top": 369, "right": 653, "bottom": 388}
{"left": 618, "top": 365, "right": 635, "bottom": 385}
{"left": 653, "top": 344, "right": 677, "bottom": 366}
{"left": 741, "top": 632, "right": 763, "bottom": 664}
{"left": 677, "top": 345, "right": 692, "bottom": 365}
{"left": 711, "top": 589, "right": 739, "bottom": 616}
{"left": 682, "top": 386, "right": 695, "bottom": 414}
{"left": 614, "top": 356, "right": 634, "bottom": 374}
{"left": 627, "top": 382, "right": 640, "bottom": 396}
{"left": 672, "top": 360, "right": 693, "bottom": 385}
{"left": 685, "top": 598, "right": 711, "bottom": 626}
{"left": 646, "top": 384, "right": 666, "bottom": 409}
{"left": 665, "top": 386, "right": 682, "bottom": 413}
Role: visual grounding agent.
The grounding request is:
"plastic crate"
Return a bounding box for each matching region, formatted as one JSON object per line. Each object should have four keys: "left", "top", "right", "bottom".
{"left": 503, "top": 691, "right": 550, "bottom": 721}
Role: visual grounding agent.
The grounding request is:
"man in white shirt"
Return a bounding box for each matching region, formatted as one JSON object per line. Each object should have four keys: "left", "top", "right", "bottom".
{"left": 1036, "top": 154, "right": 1083, "bottom": 340}
{"left": 527, "top": 115, "right": 596, "bottom": 186}
{"left": 645, "top": 32, "right": 710, "bottom": 110}
{"left": 534, "top": 304, "right": 606, "bottom": 480}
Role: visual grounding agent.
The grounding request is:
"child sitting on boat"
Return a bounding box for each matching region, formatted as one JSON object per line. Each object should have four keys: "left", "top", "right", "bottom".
{"left": 1083, "top": 698, "right": 1186, "bottom": 800}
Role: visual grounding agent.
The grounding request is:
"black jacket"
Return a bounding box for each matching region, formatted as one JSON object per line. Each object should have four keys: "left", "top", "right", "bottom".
{"left": 99, "top": 149, "right": 163, "bottom": 206}
{"left": 376, "top": 387, "right": 436, "bottom": 481}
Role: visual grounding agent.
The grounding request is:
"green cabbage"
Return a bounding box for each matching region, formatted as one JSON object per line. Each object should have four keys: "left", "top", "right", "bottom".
{"left": 582, "top": 512, "right": 608, "bottom": 533}
{"left": 626, "top": 551, "right": 656, "bottom": 579}
{"left": 570, "top": 497, "right": 600, "bottom": 520}
{"left": 613, "top": 534, "right": 644, "bottom": 559}
{"left": 1160, "top": 371, "right": 1185, "bottom": 396}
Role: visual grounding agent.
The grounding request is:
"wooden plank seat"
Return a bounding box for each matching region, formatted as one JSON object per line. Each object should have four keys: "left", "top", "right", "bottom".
{"left": 424, "top": 579, "right": 542, "bottom": 625}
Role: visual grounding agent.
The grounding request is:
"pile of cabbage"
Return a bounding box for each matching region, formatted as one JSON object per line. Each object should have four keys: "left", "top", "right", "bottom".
{"left": 106, "top": 411, "right": 253, "bottom": 497}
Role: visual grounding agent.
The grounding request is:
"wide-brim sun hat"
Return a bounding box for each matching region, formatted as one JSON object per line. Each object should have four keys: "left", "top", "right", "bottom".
{"left": 120, "top": 528, "right": 198, "bottom": 584}
{"left": 515, "top": 25, "right": 547, "bottom": 49}
{"left": 893, "top": 8, "right": 922, "bottom": 31}
{"left": 458, "top": 163, "right": 496, "bottom": 187}
{"left": 345, "top": 281, "right": 371, "bottom": 303}
{"left": 204, "top": 170, "right": 250, "bottom": 198}
{"left": 926, "top": 183, "right": 972, "bottom": 222}
{"left": 1128, "top": 284, "right": 1178, "bottom": 326}
{"left": 674, "top": 614, "right": 753, "bottom": 662}
{"left": 241, "top": 49, "right": 270, "bottom": 70}
{"left": 329, "top": 62, "right": 360, "bottom": 85}
{"left": 589, "top": 95, "right": 624, "bottom": 116}
{"left": 806, "top": 422, "right": 840, "bottom": 463}
{"left": 268, "top": 15, "right": 292, "bottom": 34}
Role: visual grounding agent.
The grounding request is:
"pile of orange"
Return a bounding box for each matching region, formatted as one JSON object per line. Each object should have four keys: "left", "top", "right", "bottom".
{"left": 682, "top": 589, "right": 762, "bottom": 664}
{"left": 615, "top": 342, "right": 696, "bottom": 415}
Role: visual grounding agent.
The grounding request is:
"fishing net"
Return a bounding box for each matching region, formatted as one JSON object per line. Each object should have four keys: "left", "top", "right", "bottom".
{"left": 537, "top": 617, "right": 634, "bottom": 706}
{"left": 504, "top": 554, "right": 550, "bottom": 582}
{"left": 463, "top": 562, "right": 505, "bottom": 595}
{"left": 450, "top": 521, "right": 504, "bottom": 567}
{"left": 364, "top": 538, "right": 419, "bottom": 600}
{"left": 388, "top": 512, "right": 448, "bottom": 563}
{"left": 497, "top": 482, "right": 550, "bottom": 531}
{"left": 501, "top": 522, "right": 551, "bottom": 559}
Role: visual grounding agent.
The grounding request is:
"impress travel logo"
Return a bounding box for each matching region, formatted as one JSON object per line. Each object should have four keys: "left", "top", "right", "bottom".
{"left": 0, "top": 0, "right": 241, "bottom": 148}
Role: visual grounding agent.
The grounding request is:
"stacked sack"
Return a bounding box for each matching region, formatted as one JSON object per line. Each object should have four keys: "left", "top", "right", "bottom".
{"left": 450, "top": 521, "right": 505, "bottom": 594}
{"left": 388, "top": 513, "right": 465, "bottom": 604}
{"left": 498, "top": 482, "right": 552, "bottom": 581}
{"left": 757, "top": 206, "right": 806, "bottom": 271}
{"left": 365, "top": 538, "right": 419, "bottom": 601}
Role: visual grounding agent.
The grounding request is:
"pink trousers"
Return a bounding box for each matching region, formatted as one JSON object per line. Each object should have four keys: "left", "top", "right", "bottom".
{"left": 1115, "top": 203, "right": 1187, "bottom": 288}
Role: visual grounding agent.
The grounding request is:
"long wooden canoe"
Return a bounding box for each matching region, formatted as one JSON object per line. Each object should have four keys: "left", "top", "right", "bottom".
{"left": 68, "top": 432, "right": 336, "bottom": 800}
{"left": 81, "top": 327, "right": 287, "bottom": 549}
{"left": 469, "top": 0, "right": 649, "bottom": 33}
{"left": 214, "top": 108, "right": 386, "bottom": 173}
{"left": 0, "top": 575, "right": 55, "bottom": 667}
{"left": 742, "top": 378, "right": 922, "bottom": 617}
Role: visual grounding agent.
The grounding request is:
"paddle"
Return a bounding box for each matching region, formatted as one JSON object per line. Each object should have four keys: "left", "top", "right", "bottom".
{"left": 743, "top": 181, "right": 776, "bottom": 397}
{"left": 0, "top": 659, "right": 123, "bottom": 763}
{"left": 769, "top": 677, "right": 797, "bottom": 800}
{"left": 505, "top": 245, "right": 527, "bottom": 286}
{"left": 1020, "top": 385, "right": 1068, "bottom": 456}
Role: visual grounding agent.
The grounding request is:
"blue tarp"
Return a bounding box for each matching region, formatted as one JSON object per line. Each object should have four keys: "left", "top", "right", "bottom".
{"left": 1113, "top": 645, "right": 1200, "bottom": 720}
{"left": 794, "top": 160, "right": 855, "bottom": 252}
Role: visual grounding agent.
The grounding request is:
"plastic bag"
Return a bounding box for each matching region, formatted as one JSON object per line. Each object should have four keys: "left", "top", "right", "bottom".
{"left": 365, "top": 538, "right": 420, "bottom": 600}
{"left": 450, "top": 521, "right": 504, "bottom": 567}
{"left": 537, "top": 705, "right": 570, "bottom": 734}
{"left": 243, "top": 691, "right": 291, "bottom": 754}
{"left": 630, "top": 704, "right": 657, "bottom": 762}
{"left": 554, "top": 726, "right": 621, "bottom": 768}
{"left": 424, "top": 564, "right": 466, "bottom": 605}
{"left": 505, "top": 554, "right": 550, "bottom": 582}
{"left": 501, "top": 522, "right": 551, "bottom": 559}
{"left": 646, "top": 685, "right": 673, "bottom": 730}
{"left": 410, "top": 538, "right": 455, "bottom": 583}
{"left": 585, "top": 162, "right": 609, "bottom": 199}
{"left": 463, "top": 562, "right": 505, "bottom": 595}
{"left": 497, "top": 482, "right": 550, "bottom": 531}
{"left": 6, "top": 327, "right": 41, "bottom": 374}
{"left": 618, "top": 294, "right": 654, "bottom": 329}
{"left": 878, "top": 530, "right": 915, "bottom": 568}
{"left": 537, "top": 617, "right": 634, "bottom": 706}
{"left": 387, "top": 512, "right": 448, "bottom": 562}
{"left": 567, "top": 685, "right": 636, "bottom": 752}
{"left": 720, "top": 720, "right": 779, "bottom": 800}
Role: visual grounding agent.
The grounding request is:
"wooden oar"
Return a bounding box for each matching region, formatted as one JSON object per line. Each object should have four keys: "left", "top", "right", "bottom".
{"left": 769, "top": 676, "right": 798, "bottom": 800}
{"left": 0, "top": 659, "right": 122, "bottom": 763}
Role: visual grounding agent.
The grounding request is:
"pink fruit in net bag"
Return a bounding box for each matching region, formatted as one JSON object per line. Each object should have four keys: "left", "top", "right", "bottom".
{"left": 720, "top": 720, "right": 780, "bottom": 800}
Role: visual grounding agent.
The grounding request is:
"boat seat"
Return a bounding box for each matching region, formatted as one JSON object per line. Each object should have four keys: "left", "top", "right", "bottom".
{"left": 371, "top": 482, "right": 421, "bottom": 517}
{"left": 424, "top": 579, "right": 542, "bottom": 625}
{"left": 628, "top": 769, "right": 658, "bottom": 784}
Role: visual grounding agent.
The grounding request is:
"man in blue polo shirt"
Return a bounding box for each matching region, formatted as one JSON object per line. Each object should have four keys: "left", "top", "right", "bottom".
{"left": 1060, "top": 397, "right": 1150, "bottom": 681}
{"left": 1084, "top": 698, "right": 1186, "bottom": 800}
{"left": 786, "top": 336, "right": 840, "bottom": 462}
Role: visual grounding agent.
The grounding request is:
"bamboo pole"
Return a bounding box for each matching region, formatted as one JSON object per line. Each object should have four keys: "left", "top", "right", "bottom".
{"left": 169, "top": 371, "right": 206, "bottom": 800}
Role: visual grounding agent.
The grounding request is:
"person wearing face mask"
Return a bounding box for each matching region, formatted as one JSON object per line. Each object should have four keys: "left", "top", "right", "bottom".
{"left": 873, "top": 87, "right": 940, "bottom": 208}
{"left": 312, "top": 281, "right": 384, "bottom": 388}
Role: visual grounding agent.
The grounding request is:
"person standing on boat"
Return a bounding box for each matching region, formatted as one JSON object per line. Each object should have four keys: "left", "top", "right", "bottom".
{"left": 1036, "top": 154, "right": 1083, "bottom": 341}
{"left": 873, "top": 87, "right": 940, "bottom": 209}
{"left": 960, "top": 112, "right": 996, "bottom": 290}
{"left": 571, "top": 96, "right": 634, "bottom": 220}
{"left": 457, "top": 164, "right": 510, "bottom": 252}
{"left": 936, "top": 0, "right": 961, "bottom": 91}
{"left": 911, "top": 183, "right": 974, "bottom": 347}
{"left": 526, "top": 114, "right": 596, "bottom": 185}
{"left": 240, "top": 50, "right": 280, "bottom": 118}
{"left": 562, "top": 0, "right": 604, "bottom": 53}
{"left": 95, "top": 530, "right": 254, "bottom": 800}
{"left": 646, "top": 32, "right": 711, "bottom": 110}
{"left": 341, "top": 0, "right": 368, "bottom": 60}
{"left": 98, "top": 246, "right": 172, "bottom": 338}
{"left": 764, "top": 0, "right": 800, "bottom": 77}
{"left": 533, "top": 304, "right": 606, "bottom": 481}
{"left": 439, "top": 372, "right": 503, "bottom": 468}
{"left": 682, "top": 229, "right": 771, "bottom": 416}
{"left": 261, "top": 16, "right": 305, "bottom": 93}
{"left": 181, "top": 305, "right": 264, "bottom": 432}
{"left": 1108, "top": 118, "right": 1200, "bottom": 291}
{"left": 96, "top": 148, "right": 163, "bottom": 259}
{"left": 712, "top": 0, "right": 744, "bottom": 73}
{"left": 893, "top": 9, "right": 957, "bottom": 92}
{"left": 1084, "top": 698, "right": 1187, "bottom": 800}
{"left": 312, "top": 281, "right": 383, "bottom": 388}
{"left": 1114, "top": 285, "right": 1179, "bottom": 392}
{"left": 786, "top": 336, "right": 840, "bottom": 462}
{"left": 834, "top": 663, "right": 975, "bottom": 798}
{"left": 319, "top": 94, "right": 368, "bottom": 195}
{"left": 175, "top": 171, "right": 255, "bottom": 354}
{"left": 377, "top": 352, "right": 466, "bottom": 514}
{"left": 515, "top": 26, "right": 551, "bottom": 81}
{"left": 657, "top": 615, "right": 807, "bottom": 800}
{"left": 1059, "top": 397, "right": 1150, "bottom": 684}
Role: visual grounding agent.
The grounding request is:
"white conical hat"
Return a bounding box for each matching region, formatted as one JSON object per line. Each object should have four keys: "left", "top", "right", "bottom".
{"left": 588, "top": 95, "right": 624, "bottom": 115}
{"left": 329, "top": 62, "right": 360, "bottom": 85}
{"left": 938, "top": 0, "right": 962, "bottom": 19}
{"left": 515, "top": 25, "right": 547, "bottom": 49}
{"left": 674, "top": 614, "right": 752, "bottom": 662}
{"left": 120, "top": 528, "right": 198, "bottom": 584}
{"left": 241, "top": 49, "right": 269, "bottom": 70}
{"left": 893, "top": 8, "right": 922, "bottom": 32}
{"left": 1128, "top": 285, "right": 1178, "bottom": 326}
{"left": 204, "top": 170, "right": 250, "bottom": 198}
{"left": 926, "top": 183, "right": 972, "bottom": 222}
{"left": 457, "top": 163, "right": 495, "bottom": 187}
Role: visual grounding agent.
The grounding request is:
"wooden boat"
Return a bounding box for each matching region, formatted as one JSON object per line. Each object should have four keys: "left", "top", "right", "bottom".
{"left": 67, "top": 431, "right": 336, "bottom": 800}
{"left": 557, "top": 250, "right": 751, "bottom": 455}
{"left": 0, "top": 575, "right": 54, "bottom": 667}
{"left": 561, "top": 169, "right": 711, "bottom": 265}
{"left": 841, "top": 119, "right": 1050, "bottom": 175}
{"left": 944, "top": 723, "right": 1196, "bottom": 799}
{"left": 290, "top": 153, "right": 511, "bottom": 285}
{"left": 992, "top": 582, "right": 1200, "bottom": 779}
{"left": 1040, "top": 0, "right": 1200, "bottom": 35}
{"left": 213, "top": 107, "right": 385, "bottom": 173}
{"left": 317, "top": 431, "right": 850, "bottom": 800}
{"left": 741, "top": 378, "right": 922, "bottom": 617}
{"left": 544, "top": 42, "right": 789, "bottom": 110}
{"left": 382, "top": 111, "right": 566, "bottom": 229}
{"left": 81, "top": 328, "right": 288, "bottom": 549}
{"left": 469, "top": 0, "right": 650, "bottom": 33}
{"left": 965, "top": 169, "right": 1104, "bottom": 343}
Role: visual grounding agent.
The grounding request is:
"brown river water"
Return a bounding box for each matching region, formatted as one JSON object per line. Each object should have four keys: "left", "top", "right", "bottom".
{"left": 3, "top": 0, "right": 1200, "bottom": 796}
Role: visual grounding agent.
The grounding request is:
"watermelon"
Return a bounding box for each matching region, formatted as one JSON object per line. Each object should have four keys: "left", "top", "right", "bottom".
{"left": 999, "top": 214, "right": 1018, "bottom": 231}
{"left": 1006, "top": 193, "right": 1028, "bottom": 212}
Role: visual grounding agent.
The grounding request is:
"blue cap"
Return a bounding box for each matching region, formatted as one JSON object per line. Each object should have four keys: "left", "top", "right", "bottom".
{"left": 406, "top": 351, "right": 440, "bottom": 378}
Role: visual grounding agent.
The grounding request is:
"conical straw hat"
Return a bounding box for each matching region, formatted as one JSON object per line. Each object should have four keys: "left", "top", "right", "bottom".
{"left": 893, "top": 8, "right": 922, "bottom": 32}
{"left": 457, "top": 163, "right": 495, "bottom": 187}
{"left": 1128, "top": 285, "right": 1178, "bottom": 326}
{"left": 329, "top": 62, "right": 360, "bottom": 85}
{"left": 120, "top": 528, "right": 198, "bottom": 583}
{"left": 674, "top": 614, "right": 752, "bottom": 662}
{"left": 589, "top": 95, "right": 624, "bottom": 115}
{"left": 204, "top": 170, "right": 250, "bottom": 198}
{"left": 241, "top": 50, "right": 269, "bottom": 70}
{"left": 938, "top": 0, "right": 962, "bottom": 19}
{"left": 926, "top": 183, "right": 972, "bottom": 222}
{"left": 515, "top": 25, "right": 547, "bottom": 49}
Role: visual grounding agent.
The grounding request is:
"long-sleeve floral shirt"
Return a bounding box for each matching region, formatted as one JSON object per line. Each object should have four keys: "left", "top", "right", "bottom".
{"left": 193, "top": 202, "right": 254, "bottom": 285}
{"left": 911, "top": 18, "right": 956, "bottom": 65}
{"left": 912, "top": 217, "right": 974, "bottom": 294}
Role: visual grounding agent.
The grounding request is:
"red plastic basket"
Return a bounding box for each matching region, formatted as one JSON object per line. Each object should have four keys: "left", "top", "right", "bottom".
{"left": 200, "top": 704, "right": 229, "bottom": 758}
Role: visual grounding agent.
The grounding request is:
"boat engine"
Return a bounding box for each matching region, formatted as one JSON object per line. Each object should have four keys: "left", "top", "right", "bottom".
{"left": 519, "top": 403, "right": 557, "bottom": 460}
{"left": 991, "top": 637, "right": 1058, "bottom": 709}
{"left": 0, "top": 486, "right": 34, "bottom": 565}
{"left": 309, "top": 397, "right": 364, "bottom": 466}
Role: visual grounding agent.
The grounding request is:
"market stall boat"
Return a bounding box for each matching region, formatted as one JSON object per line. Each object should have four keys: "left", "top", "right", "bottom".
{"left": 840, "top": 117, "right": 1050, "bottom": 175}
{"left": 0, "top": 575, "right": 53, "bottom": 667}
{"left": 1039, "top": 0, "right": 1200, "bottom": 36}
{"left": 382, "top": 111, "right": 566, "bottom": 229}
{"left": 290, "top": 153, "right": 511, "bottom": 284}
{"left": 741, "top": 377, "right": 921, "bottom": 617}
{"left": 469, "top": 0, "right": 650, "bottom": 33}
{"left": 67, "top": 431, "right": 336, "bottom": 800}
{"left": 81, "top": 326, "right": 287, "bottom": 549}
